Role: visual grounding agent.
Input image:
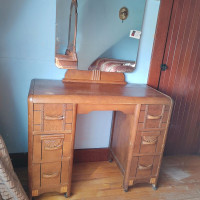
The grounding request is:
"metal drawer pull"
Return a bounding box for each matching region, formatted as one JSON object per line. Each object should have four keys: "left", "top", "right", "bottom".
{"left": 147, "top": 115, "right": 162, "bottom": 120}
{"left": 138, "top": 164, "right": 152, "bottom": 170}
{"left": 44, "top": 115, "right": 64, "bottom": 120}
{"left": 142, "top": 136, "right": 158, "bottom": 145}
{"left": 42, "top": 172, "right": 59, "bottom": 178}
{"left": 44, "top": 144, "right": 62, "bottom": 150}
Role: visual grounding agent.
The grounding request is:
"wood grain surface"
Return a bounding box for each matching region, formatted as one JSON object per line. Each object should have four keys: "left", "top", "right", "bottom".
{"left": 148, "top": 0, "right": 174, "bottom": 88}
{"left": 158, "top": 0, "right": 200, "bottom": 155}
{"left": 15, "top": 156, "right": 200, "bottom": 200}
{"left": 28, "top": 79, "right": 173, "bottom": 197}
{"left": 29, "top": 79, "right": 172, "bottom": 105}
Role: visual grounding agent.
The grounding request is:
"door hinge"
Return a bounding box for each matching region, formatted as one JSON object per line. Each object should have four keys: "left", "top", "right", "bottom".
{"left": 160, "top": 64, "right": 168, "bottom": 71}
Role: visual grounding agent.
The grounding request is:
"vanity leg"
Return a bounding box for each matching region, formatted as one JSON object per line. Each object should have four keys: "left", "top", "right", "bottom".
{"left": 150, "top": 177, "right": 158, "bottom": 190}
{"left": 64, "top": 193, "right": 68, "bottom": 198}
{"left": 123, "top": 184, "right": 129, "bottom": 192}
{"left": 108, "top": 152, "right": 113, "bottom": 162}
{"left": 108, "top": 158, "right": 113, "bottom": 163}
{"left": 123, "top": 178, "right": 129, "bottom": 193}
{"left": 152, "top": 184, "right": 158, "bottom": 190}
{"left": 124, "top": 188, "right": 129, "bottom": 192}
{"left": 65, "top": 104, "right": 77, "bottom": 199}
{"left": 108, "top": 111, "right": 116, "bottom": 162}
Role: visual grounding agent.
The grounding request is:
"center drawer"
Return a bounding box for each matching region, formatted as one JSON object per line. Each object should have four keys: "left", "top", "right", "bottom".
{"left": 133, "top": 131, "right": 164, "bottom": 154}
{"left": 33, "top": 134, "right": 72, "bottom": 163}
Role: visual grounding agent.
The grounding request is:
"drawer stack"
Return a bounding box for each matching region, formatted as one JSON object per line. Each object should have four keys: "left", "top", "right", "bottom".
{"left": 29, "top": 103, "right": 75, "bottom": 197}
{"left": 128, "top": 104, "right": 171, "bottom": 189}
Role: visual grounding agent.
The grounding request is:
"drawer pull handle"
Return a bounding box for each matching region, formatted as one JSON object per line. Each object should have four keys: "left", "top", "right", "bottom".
{"left": 138, "top": 164, "right": 152, "bottom": 170}
{"left": 147, "top": 115, "right": 162, "bottom": 120}
{"left": 43, "top": 139, "right": 63, "bottom": 151}
{"left": 44, "top": 115, "right": 64, "bottom": 120}
{"left": 142, "top": 136, "right": 158, "bottom": 145}
{"left": 42, "top": 172, "right": 59, "bottom": 178}
{"left": 44, "top": 144, "right": 62, "bottom": 150}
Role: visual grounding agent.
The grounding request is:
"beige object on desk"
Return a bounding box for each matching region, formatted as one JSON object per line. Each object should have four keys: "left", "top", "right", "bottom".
{"left": 0, "top": 135, "right": 28, "bottom": 200}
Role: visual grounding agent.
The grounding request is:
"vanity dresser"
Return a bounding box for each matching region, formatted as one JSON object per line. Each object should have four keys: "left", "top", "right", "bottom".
{"left": 28, "top": 70, "right": 173, "bottom": 198}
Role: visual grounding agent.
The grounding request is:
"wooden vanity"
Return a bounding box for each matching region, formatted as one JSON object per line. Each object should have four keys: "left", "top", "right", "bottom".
{"left": 28, "top": 70, "right": 173, "bottom": 198}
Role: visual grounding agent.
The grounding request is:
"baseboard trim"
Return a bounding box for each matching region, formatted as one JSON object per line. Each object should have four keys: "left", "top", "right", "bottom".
{"left": 10, "top": 148, "right": 109, "bottom": 168}
{"left": 74, "top": 148, "right": 109, "bottom": 163}
{"left": 10, "top": 152, "right": 28, "bottom": 168}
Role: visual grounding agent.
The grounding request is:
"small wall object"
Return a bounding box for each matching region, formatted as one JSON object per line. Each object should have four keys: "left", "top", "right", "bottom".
{"left": 119, "top": 7, "right": 128, "bottom": 22}
{"left": 129, "top": 30, "right": 142, "bottom": 39}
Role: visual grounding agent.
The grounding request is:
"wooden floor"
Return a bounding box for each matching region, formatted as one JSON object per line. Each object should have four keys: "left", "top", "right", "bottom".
{"left": 15, "top": 156, "right": 200, "bottom": 200}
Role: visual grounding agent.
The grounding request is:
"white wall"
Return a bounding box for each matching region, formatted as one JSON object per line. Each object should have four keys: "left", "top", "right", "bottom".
{"left": 0, "top": 0, "right": 159, "bottom": 153}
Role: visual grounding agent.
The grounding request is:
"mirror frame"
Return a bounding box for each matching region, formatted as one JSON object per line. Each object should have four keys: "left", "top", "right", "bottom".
{"left": 55, "top": 0, "right": 78, "bottom": 69}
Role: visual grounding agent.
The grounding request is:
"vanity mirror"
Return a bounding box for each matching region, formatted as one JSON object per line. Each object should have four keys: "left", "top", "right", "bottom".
{"left": 55, "top": 0, "right": 160, "bottom": 72}
{"left": 55, "top": 0, "right": 78, "bottom": 69}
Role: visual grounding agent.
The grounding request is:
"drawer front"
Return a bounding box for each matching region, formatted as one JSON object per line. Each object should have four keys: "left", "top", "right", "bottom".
{"left": 133, "top": 131, "right": 164, "bottom": 154}
{"left": 33, "top": 134, "right": 72, "bottom": 163}
{"left": 32, "top": 159, "right": 70, "bottom": 189}
{"left": 41, "top": 162, "right": 61, "bottom": 187}
{"left": 138, "top": 104, "right": 170, "bottom": 130}
{"left": 129, "top": 155, "right": 160, "bottom": 179}
{"left": 33, "top": 103, "right": 73, "bottom": 133}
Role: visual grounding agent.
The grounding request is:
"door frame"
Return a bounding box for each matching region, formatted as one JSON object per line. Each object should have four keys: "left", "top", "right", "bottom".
{"left": 147, "top": 0, "right": 174, "bottom": 89}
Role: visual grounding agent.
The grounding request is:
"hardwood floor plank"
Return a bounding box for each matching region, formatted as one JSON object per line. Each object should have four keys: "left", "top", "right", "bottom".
{"left": 15, "top": 156, "right": 200, "bottom": 200}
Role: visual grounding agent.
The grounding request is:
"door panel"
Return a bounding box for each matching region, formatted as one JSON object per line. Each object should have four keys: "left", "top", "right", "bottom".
{"left": 158, "top": 0, "right": 200, "bottom": 154}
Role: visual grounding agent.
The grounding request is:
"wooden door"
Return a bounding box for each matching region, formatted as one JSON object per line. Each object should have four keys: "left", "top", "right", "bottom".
{"left": 150, "top": 0, "right": 200, "bottom": 155}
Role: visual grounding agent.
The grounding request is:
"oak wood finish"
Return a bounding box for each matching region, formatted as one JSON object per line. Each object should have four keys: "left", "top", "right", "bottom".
{"left": 55, "top": 54, "right": 77, "bottom": 69}
{"left": 63, "top": 69, "right": 126, "bottom": 85}
{"left": 77, "top": 104, "right": 135, "bottom": 115}
{"left": 28, "top": 77, "right": 172, "bottom": 198}
{"left": 110, "top": 103, "right": 172, "bottom": 191}
{"left": 10, "top": 148, "right": 110, "bottom": 169}
{"left": 148, "top": 0, "right": 200, "bottom": 155}
{"left": 29, "top": 79, "right": 170, "bottom": 105}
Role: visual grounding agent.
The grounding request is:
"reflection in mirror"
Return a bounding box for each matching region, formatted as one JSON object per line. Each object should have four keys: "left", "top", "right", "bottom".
{"left": 55, "top": 0, "right": 78, "bottom": 69}
{"left": 56, "top": 0, "right": 160, "bottom": 72}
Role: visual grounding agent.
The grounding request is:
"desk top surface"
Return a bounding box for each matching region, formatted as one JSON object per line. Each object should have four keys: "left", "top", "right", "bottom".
{"left": 29, "top": 79, "right": 172, "bottom": 105}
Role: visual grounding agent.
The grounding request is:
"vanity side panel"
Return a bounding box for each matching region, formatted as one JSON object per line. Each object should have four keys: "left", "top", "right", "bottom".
{"left": 110, "top": 111, "right": 135, "bottom": 174}
{"left": 28, "top": 86, "right": 34, "bottom": 198}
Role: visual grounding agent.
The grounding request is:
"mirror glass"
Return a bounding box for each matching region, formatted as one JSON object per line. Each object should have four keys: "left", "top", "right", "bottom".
{"left": 56, "top": 0, "right": 78, "bottom": 69}
{"left": 56, "top": 0, "right": 159, "bottom": 72}
{"left": 56, "top": 0, "right": 70, "bottom": 55}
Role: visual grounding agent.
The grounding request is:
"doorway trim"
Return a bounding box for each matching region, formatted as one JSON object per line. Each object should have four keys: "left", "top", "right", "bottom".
{"left": 147, "top": 0, "right": 174, "bottom": 89}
